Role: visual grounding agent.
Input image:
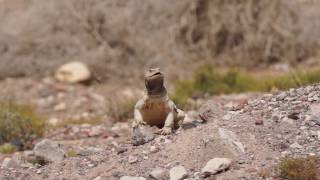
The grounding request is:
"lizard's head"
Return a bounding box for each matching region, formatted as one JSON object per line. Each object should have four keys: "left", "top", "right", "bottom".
{"left": 144, "top": 68, "right": 165, "bottom": 95}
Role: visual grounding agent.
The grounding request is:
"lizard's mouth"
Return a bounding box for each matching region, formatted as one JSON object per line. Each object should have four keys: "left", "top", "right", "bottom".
{"left": 150, "top": 72, "right": 162, "bottom": 77}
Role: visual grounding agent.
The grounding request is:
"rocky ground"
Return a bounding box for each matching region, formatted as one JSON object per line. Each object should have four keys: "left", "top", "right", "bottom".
{"left": 0, "top": 76, "right": 320, "bottom": 179}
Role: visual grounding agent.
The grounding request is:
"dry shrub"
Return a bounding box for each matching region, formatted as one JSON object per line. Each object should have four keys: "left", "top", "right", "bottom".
{"left": 176, "top": 0, "right": 320, "bottom": 67}
{"left": 278, "top": 156, "right": 320, "bottom": 180}
{"left": 0, "top": 0, "right": 319, "bottom": 81}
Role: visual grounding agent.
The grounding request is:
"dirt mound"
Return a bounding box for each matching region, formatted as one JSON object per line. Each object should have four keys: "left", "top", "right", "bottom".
{"left": 1, "top": 80, "right": 320, "bottom": 179}
{"left": 0, "top": 0, "right": 320, "bottom": 81}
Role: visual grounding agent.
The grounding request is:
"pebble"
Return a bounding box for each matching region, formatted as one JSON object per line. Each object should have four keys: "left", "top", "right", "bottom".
{"left": 150, "top": 168, "right": 167, "bottom": 180}
{"left": 120, "top": 176, "right": 146, "bottom": 180}
{"left": 150, "top": 146, "right": 159, "bottom": 153}
{"left": 290, "top": 142, "right": 303, "bottom": 149}
{"left": 170, "top": 165, "right": 188, "bottom": 180}
{"left": 201, "top": 158, "right": 231, "bottom": 176}
{"left": 128, "top": 155, "right": 138, "bottom": 164}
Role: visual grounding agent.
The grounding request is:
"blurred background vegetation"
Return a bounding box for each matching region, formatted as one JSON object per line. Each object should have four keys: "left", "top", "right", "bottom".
{"left": 0, "top": 0, "right": 319, "bottom": 83}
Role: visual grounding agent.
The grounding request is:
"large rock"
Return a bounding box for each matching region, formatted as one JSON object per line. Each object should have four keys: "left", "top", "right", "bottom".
{"left": 33, "top": 139, "right": 65, "bottom": 162}
{"left": 169, "top": 165, "right": 188, "bottom": 180}
{"left": 201, "top": 158, "right": 232, "bottom": 175}
{"left": 55, "top": 61, "right": 91, "bottom": 83}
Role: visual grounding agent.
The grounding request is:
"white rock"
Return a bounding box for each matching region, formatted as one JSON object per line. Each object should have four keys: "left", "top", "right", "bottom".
{"left": 1, "top": 157, "right": 21, "bottom": 169}
{"left": 289, "top": 142, "right": 303, "bottom": 149}
{"left": 120, "top": 176, "right": 146, "bottom": 180}
{"left": 55, "top": 61, "right": 91, "bottom": 83}
{"left": 170, "top": 165, "right": 188, "bottom": 180}
{"left": 48, "top": 118, "right": 60, "bottom": 126}
{"left": 150, "top": 146, "right": 159, "bottom": 153}
{"left": 33, "top": 139, "right": 65, "bottom": 162}
{"left": 218, "top": 128, "right": 245, "bottom": 154}
{"left": 93, "top": 176, "right": 102, "bottom": 180}
{"left": 53, "top": 102, "right": 67, "bottom": 111}
{"left": 282, "top": 117, "right": 295, "bottom": 125}
{"left": 222, "top": 114, "right": 232, "bottom": 121}
{"left": 201, "top": 158, "right": 231, "bottom": 175}
{"left": 128, "top": 155, "right": 138, "bottom": 164}
{"left": 150, "top": 168, "right": 167, "bottom": 179}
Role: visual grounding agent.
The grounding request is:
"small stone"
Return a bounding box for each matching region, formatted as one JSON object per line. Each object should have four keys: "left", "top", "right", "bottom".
{"left": 290, "top": 142, "right": 303, "bottom": 149}
{"left": 131, "top": 126, "right": 155, "bottom": 146}
{"left": 112, "top": 171, "right": 122, "bottom": 177}
{"left": 222, "top": 114, "right": 232, "bottom": 121}
{"left": 54, "top": 102, "right": 67, "bottom": 111}
{"left": 33, "top": 139, "right": 65, "bottom": 162}
{"left": 150, "top": 168, "right": 167, "bottom": 179}
{"left": 150, "top": 146, "right": 159, "bottom": 153}
{"left": 1, "top": 157, "right": 21, "bottom": 169}
{"left": 120, "top": 176, "right": 146, "bottom": 180}
{"left": 277, "top": 92, "right": 287, "bottom": 100}
{"left": 169, "top": 165, "right": 188, "bottom": 180}
{"left": 36, "top": 169, "right": 42, "bottom": 174}
{"left": 201, "top": 158, "right": 232, "bottom": 176}
{"left": 255, "top": 119, "right": 263, "bottom": 125}
{"left": 93, "top": 176, "right": 102, "bottom": 180}
{"left": 48, "top": 118, "right": 60, "bottom": 126}
{"left": 128, "top": 155, "right": 138, "bottom": 164}
{"left": 88, "top": 163, "right": 95, "bottom": 168}
{"left": 282, "top": 117, "right": 295, "bottom": 125}
{"left": 288, "top": 112, "right": 300, "bottom": 120}
{"left": 116, "top": 147, "right": 128, "bottom": 154}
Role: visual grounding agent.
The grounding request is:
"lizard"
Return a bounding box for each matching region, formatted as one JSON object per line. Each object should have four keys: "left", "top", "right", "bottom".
{"left": 132, "top": 68, "right": 185, "bottom": 135}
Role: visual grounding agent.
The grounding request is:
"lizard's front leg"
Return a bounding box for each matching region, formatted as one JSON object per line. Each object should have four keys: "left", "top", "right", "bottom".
{"left": 132, "top": 108, "right": 146, "bottom": 129}
{"left": 158, "top": 111, "right": 174, "bottom": 135}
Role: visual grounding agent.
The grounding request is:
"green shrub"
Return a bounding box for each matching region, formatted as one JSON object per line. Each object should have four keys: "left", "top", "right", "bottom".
{"left": 66, "top": 149, "right": 78, "bottom": 157}
{"left": 171, "top": 80, "right": 195, "bottom": 109}
{"left": 0, "top": 101, "right": 46, "bottom": 149}
{"left": 0, "top": 143, "right": 17, "bottom": 154}
{"left": 278, "top": 156, "right": 319, "bottom": 180}
{"left": 172, "top": 64, "right": 320, "bottom": 108}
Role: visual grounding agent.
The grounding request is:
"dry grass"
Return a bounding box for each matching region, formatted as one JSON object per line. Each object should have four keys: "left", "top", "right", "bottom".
{"left": 277, "top": 156, "right": 320, "bottom": 180}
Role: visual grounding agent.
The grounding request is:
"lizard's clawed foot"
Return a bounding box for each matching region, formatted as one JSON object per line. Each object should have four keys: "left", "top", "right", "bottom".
{"left": 157, "top": 127, "right": 172, "bottom": 135}
{"left": 132, "top": 120, "right": 146, "bottom": 129}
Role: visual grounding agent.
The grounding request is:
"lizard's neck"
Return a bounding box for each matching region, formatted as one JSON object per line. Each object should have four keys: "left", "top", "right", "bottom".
{"left": 146, "top": 87, "right": 167, "bottom": 99}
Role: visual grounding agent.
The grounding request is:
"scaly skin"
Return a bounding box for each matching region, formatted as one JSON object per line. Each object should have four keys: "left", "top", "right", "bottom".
{"left": 133, "top": 68, "right": 185, "bottom": 135}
